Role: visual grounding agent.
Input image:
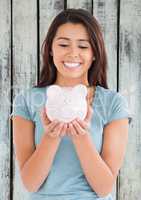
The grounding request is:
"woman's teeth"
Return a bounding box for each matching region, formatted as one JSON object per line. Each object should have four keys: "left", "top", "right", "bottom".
{"left": 64, "top": 62, "right": 81, "bottom": 68}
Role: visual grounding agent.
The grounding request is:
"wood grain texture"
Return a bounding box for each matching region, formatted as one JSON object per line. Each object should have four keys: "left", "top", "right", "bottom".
{"left": 40, "top": 0, "right": 64, "bottom": 73}
{"left": 119, "top": 0, "right": 141, "bottom": 199}
{"left": 0, "top": 0, "right": 11, "bottom": 199}
{"left": 67, "top": 0, "right": 92, "bottom": 11}
{"left": 40, "top": 0, "right": 64, "bottom": 51}
{"left": 93, "top": 0, "right": 118, "bottom": 90}
{"left": 92, "top": 2, "right": 118, "bottom": 198}
{"left": 12, "top": 0, "right": 37, "bottom": 199}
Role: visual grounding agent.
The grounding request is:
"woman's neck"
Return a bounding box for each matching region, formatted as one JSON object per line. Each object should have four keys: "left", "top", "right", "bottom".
{"left": 54, "top": 73, "right": 89, "bottom": 87}
{"left": 54, "top": 79, "right": 89, "bottom": 87}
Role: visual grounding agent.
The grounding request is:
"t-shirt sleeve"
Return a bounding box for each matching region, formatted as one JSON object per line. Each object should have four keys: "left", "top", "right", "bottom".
{"left": 9, "top": 91, "right": 32, "bottom": 121}
{"left": 107, "top": 92, "right": 132, "bottom": 125}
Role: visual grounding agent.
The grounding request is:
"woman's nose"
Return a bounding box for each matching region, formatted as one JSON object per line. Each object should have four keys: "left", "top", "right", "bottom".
{"left": 68, "top": 46, "right": 80, "bottom": 58}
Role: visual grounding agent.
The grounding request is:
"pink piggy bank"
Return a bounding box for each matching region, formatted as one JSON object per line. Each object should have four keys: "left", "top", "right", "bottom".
{"left": 45, "top": 84, "right": 88, "bottom": 122}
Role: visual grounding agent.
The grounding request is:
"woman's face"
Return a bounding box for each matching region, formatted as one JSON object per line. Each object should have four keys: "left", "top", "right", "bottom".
{"left": 51, "top": 22, "right": 94, "bottom": 86}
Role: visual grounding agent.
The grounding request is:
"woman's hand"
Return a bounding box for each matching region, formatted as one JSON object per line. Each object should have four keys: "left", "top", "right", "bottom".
{"left": 40, "top": 107, "right": 68, "bottom": 139}
{"left": 67, "top": 105, "right": 93, "bottom": 138}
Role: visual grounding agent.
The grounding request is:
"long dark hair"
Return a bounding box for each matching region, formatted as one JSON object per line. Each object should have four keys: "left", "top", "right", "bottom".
{"left": 34, "top": 8, "right": 108, "bottom": 89}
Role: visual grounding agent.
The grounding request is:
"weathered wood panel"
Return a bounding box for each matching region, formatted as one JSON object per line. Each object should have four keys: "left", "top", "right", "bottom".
{"left": 0, "top": 0, "right": 11, "bottom": 199}
{"left": 40, "top": 0, "right": 64, "bottom": 71}
{"left": 119, "top": 0, "right": 141, "bottom": 199}
{"left": 92, "top": 1, "right": 118, "bottom": 199}
{"left": 12, "top": 0, "right": 37, "bottom": 199}
{"left": 67, "top": 0, "right": 92, "bottom": 11}
{"left": 40, "top": 0, "right": 64, "bottom": 45}
{"left": 93, "top": 0, "right": 118, "bottom": 90}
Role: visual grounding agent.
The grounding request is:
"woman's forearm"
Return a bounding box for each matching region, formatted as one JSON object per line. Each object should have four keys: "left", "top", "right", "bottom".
{"left": 20, "top": 134, "right": 61, "bottom": 192}
{"left": 72, "top": 134, "right": 115, "bottom": 198}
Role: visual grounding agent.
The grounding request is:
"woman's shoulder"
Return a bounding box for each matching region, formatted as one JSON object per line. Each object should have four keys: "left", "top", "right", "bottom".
{"left": 95, "top": 85, "right": 129, "bottom": 114}
{"left": 10, "top": 86, "right": 46, "bottom": 121}
{"left": 96, "top": 85, "right": 132, "bottom": 124}
{"left": 29, "top": 85, "right": 47, "bottom": 94}
{"left": 13, "top": 86, "right": 47, "bottom": 111}
{"left": 24, "top": 86, "right": 47, "bottom": 107}
{"left": 96, "top": 85, "right": 118, "bottom": 96}
{"left": 96, "top": 85, "right": 131, "bottom": 110}
{"left": 20, "top": 86, "right": 47, "bottom": 99}
{"left": 96, "top": 85, "right": 126, "bottom": 102}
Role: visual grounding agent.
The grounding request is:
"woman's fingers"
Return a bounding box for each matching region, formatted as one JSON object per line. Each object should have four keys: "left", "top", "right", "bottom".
{"left": 72, "top": 120, "right": 86, "bottom": 135}
{"left": 40, "top": 107, "right": 69, "bottom": 138}
{"left": 50, "top": 122, "right": 64, "bottom": 137}
{"left": 67, "top": 117, "right": 91, "bottom": 138}
{"left": 40, "top": 105, "right": 91, "bottom": 138}
{"left": 46, "top": 120, "right": 59, "bottom": 132}
{"left": 68, "top": 123, "right": 79, "bottom": 137}
{"left": 60, "top": 123, "right": 68, "bottom": 137}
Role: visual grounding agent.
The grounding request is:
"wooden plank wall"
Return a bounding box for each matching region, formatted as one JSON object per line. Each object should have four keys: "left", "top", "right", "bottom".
{"left": 12, "top": 1, "right": 37, "bottom": 199}
{"left": 119, "top": 1, "right": 141, "bottom": 199}
{"left": 0, "top": 0, "right": 140, "bottom": 199}
{"left": 0, "top": 1, "right": 11, "bottom": 200}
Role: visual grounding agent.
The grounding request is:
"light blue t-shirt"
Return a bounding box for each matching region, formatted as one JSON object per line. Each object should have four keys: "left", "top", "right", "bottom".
{"left": 10, "top": 85, "right": 132, "bottom": 200}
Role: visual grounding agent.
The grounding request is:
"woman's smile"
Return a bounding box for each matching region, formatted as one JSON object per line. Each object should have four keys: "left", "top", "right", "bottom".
{"left": 63, "top": 62, "right": 81, "bottom": 68}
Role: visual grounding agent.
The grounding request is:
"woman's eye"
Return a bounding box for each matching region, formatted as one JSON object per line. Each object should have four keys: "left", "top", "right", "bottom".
{"left": 79, "top": 46, "right": 88, "bottom": 49}
{"left": 58, "top": 44, "right": 88, "bottom": 49}
{"left": 59, "top": 44, "right": 68, "bottom": 47}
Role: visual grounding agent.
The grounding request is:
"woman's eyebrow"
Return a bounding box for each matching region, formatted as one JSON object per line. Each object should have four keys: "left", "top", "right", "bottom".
{"left": 56, "top": 37, "right": 89, "bottom": 42}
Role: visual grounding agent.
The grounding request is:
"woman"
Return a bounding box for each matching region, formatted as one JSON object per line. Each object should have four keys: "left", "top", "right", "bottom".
{"left": 11, "top": 8, "right": 132, "bottom": 200}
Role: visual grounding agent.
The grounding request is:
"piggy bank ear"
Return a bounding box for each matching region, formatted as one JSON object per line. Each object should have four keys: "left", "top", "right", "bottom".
{"left": 73, "top": 84, "right": 87, "bottom": 97}
{"left": 46, "top": 85, "right": 62, "bottom": 98}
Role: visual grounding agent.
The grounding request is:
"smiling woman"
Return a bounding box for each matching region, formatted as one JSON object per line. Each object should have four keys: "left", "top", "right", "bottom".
{"left": 11, "top": 8, "right": 132, "bottom": 200}
{"left": 37, "top": 8, "right": 108, "bottom": 88}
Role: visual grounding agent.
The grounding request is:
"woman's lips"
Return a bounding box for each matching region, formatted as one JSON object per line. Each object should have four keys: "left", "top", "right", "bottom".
{"left": 63, "top": 62, "right": 82, "bottom": 68}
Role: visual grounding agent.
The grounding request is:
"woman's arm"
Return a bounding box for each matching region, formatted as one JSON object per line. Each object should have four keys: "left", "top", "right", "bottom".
{"left": 71, "top": 118, "right": 129, "bottom": 198}
{"left": 12, "top": 116, "right": 63, "bottom": 192}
